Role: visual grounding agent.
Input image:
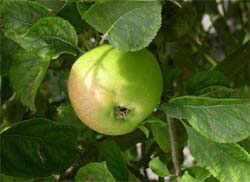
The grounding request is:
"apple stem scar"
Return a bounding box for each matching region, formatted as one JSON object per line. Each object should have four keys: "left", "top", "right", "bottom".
{"left": 115, "top": 106, "right": 130, "bottom": 119}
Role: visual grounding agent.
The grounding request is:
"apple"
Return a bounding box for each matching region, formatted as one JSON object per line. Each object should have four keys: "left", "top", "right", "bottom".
{"left": 68, "top": 44, "right": 163, "bottom": 135}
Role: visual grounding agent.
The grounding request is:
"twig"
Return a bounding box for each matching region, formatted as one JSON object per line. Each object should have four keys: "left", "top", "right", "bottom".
{"left": 166, "top": 115, "right": 181, "bottom": 182}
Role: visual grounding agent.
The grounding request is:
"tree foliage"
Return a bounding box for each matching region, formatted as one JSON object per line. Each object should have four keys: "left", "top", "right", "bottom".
{"left": 0, "top": 0, "right": 249, "bottom": 181}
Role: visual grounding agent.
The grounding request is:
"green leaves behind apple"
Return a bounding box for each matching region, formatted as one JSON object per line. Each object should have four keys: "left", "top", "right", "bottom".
{"left": 0, "top": 118, "right": 78, "bottom": 177}
{"left": 98, "top": 139, "right": 129, "bottom": 182}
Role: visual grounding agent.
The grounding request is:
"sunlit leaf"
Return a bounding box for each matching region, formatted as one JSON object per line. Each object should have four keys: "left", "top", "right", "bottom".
{"left": 186, "top": 126, "right": 250, "bottom": 182}
{"left": 164, "top": 96, "right": 250, "bottom": 143}
{"left": 83, "top": 1, "right": 162, "bottom": 51}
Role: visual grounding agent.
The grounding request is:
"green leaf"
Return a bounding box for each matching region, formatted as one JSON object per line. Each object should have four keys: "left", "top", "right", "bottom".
{"left": 198, "top": 86, "right": 250, "bottom": 99}
{"left": 113, "top": 130, "right": 145, "bottom": 150}
{"left": 56, "top": 105, "right": 98, "bottom": 143}
{"left": 205, "top": 176, "right": 219, "bottom": 182}
{"left": 76, "top": 1, "right": 93, "bottom": 19}
{"left": 186, "top": 70, "right": 230, "bottom": 94}
{"left": 0, "top": 173, "right": 32, "bottom": 182}
{"left": 162, "top": 67, "right": 181, "bottom": 91}
{"left": 0, "top": 76, "right": 12, "bottom": 105}
{"left": 181, "top": 171, "right": 200, "bottom": 182}
{"left": 56, "top": 105, "right": 86, "bottom": 133}
{"left": 197, "top": 86, "right": 235, "bottom": 98}
{"left": 83, "top": 1, "right": 162, "bottom": 51}
{"left": 123, "top": 146, "right": 138, "bottom": 164}
{"left": 58, "top": 1, "right": 86, "bottom": 33}
{"left": 1, "top": 1, "right": 78, "bottom": 59}
{"left": 138, "top": 125, "right": 150, "bottom": 138}
{"left": 33, "top": 0, "right": 65, "bottom": 13}
{"left": 38, "top": 176, "right": 56, "bottom": 182}
{"left": 75, "top": 162, "right": 115, "bottom": 182}
{"left": 0, "top": 118, "right": 78, "bottom": 177}
{"left": 164, "top": 96, "right": 250, "bottom": 143}
{"left": 0, "top": 34, "right": 19, "bottom": 77}
{"left": 231, "top": 86, "right": 250, "bottom": 98}
{"left": 0, "top": 0, "right": 51, "bottom": 39}
{"left": 128, "top": 171, "right": 140, "bottom": 182}
{"left": 182, "top": 167, "right": 211, "bottom": 182}
{"left": 15, "top": 17, "right": 78, "bottom": 59}
{"left": 98, "top": 139, "right": 128, "bottom": 181}
{"left": 2, "top": 94, "right": 26, "bottom": 124}
{"left": 149, "top": 157, "right": 169, "bottom": 177}
{"left": 239, "top": 137, "right": 250, "bottom": 153}
{"left": 186, "top": 126, "right": 250, "bottom": 182}
{"left": 167, "top": 0, "right": 182, "bottom": 8}
{"left": 9, "top": 50, "right": 50, "bottom": 111}
{"left": 0, "top": 174, "right": 56, "bottom": 182}
{"left": 147, "top": 118, "right": 171, "bottom": 153}
{"left": 42, "top": 68, "right": 68, "bottom": 104}
{"left": 181, "top": 169, "right": 213, "bottom": 182}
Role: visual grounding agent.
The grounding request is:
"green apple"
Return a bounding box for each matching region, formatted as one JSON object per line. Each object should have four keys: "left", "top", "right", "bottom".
{"left": 68, "top": 44, "right": 163, "bottom": 135}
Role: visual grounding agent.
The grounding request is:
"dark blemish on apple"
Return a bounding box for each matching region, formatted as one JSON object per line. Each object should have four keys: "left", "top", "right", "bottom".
{"left": 115, "top": 106, "right": 130, "bottom": 120}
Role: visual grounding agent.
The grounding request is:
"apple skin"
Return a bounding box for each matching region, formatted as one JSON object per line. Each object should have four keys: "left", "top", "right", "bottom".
{"left": 68, "top": 44, "right": 163, "bottom": 135}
